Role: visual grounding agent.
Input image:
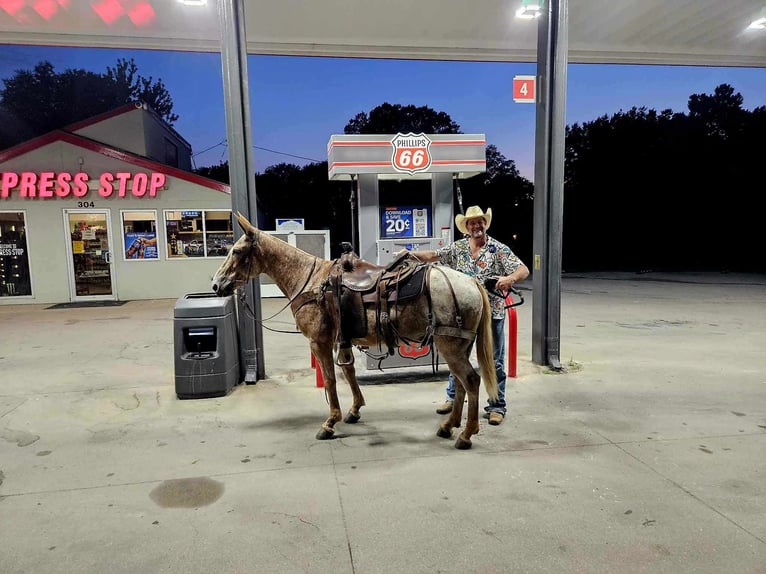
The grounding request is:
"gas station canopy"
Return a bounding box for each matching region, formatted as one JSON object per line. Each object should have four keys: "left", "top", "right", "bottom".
{"left": 0, "top": 0, "right": 764, "bottom": 68}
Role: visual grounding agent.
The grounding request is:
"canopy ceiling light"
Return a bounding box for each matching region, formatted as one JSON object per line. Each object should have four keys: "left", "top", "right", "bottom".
{"left": 747, "top": 16, "right": 766, "bottom": 29}
{"left": 177, "top": 0, "right": 207, "bottom": 6}
{"left": 516, "top": 1, "right": 542, "bottom": 19}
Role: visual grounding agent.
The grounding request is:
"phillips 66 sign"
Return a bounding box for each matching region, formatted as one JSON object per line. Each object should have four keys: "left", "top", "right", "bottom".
{"left": 391, "top": 132, "right": 432, "bottom": 175}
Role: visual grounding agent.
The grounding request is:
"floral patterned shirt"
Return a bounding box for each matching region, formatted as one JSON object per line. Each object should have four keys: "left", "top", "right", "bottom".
{"left": 435, "top": 236, "right": 524, "bottom": 319}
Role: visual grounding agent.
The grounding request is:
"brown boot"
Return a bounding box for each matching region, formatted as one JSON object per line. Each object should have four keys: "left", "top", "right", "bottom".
{"left": 436, "top": 400, "right": 454, "bottom": 414}
{"left": 488, "top": 412, "right": 504, "bottom": 426}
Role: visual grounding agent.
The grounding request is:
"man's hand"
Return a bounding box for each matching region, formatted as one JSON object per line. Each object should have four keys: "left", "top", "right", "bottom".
{"left": 495, "top": 276, "right": 515, "bottom": 292}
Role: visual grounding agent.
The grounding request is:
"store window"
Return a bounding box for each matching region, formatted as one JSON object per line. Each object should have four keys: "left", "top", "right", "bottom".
{"left": 0, "top": 211, "right": 32, "bottom": 297}
{"left": 164, "top": 209, "right": 233, "bottom": 259}
{"left": 122, "top": 210, "right": 159, "bottom": 260}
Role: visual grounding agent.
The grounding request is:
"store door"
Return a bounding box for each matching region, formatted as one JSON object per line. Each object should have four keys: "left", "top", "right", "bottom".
{"left": 63, "top": 209, "right": 116, "bottom": 301}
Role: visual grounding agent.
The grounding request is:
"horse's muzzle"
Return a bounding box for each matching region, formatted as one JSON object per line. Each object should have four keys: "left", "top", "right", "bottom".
{"left": 211, "top": 278, "right": 234, "bottom": 297}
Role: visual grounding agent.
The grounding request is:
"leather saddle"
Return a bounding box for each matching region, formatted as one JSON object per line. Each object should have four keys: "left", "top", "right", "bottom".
{"left": 325, "top": 244, "right": 429, "bottom": 360}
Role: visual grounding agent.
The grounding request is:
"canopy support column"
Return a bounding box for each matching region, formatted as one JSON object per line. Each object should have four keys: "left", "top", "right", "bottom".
{"left": 532, "top": 0, "right": 568, "bottom": 369}
{"left": 217, "top": 0, "right": 265, "bottom": 381}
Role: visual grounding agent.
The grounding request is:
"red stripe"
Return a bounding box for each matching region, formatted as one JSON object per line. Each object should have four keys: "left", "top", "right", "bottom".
{"left": 328, "top": 161, "right": 392, "bottom": 169}
{"left": 431, "top": 140, "right": 485, "bottom": 146}
{"left": 328, "top": 139, "right": 485, "bottom": 150}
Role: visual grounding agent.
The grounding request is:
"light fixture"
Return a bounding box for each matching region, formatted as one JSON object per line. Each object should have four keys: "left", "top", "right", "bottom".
{"left": 516, "top": 1, "right": 542, "bottom": 19}
{"left": 747, "top": 17, "right": 766, "bottom": 30}
{"left": 177, "top": 0, "right": 207, "bottom": 6}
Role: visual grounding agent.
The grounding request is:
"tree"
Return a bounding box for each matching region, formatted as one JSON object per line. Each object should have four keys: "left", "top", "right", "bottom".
{"left": 105, "top": 59, "right": 178, "bottom": 124}
{"left": 0, "top": 58, "right": 178, "bottom": 149}
{"left": 344, "top": 102, "right": 461, "bottom": 134}
{"left": 562, "top": 84, "right": 763, "bottom": 272}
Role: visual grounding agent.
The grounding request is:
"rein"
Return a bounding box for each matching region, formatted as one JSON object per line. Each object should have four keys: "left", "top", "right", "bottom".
{"left": 237, "top": 248, "right": 318, "bottom": 334}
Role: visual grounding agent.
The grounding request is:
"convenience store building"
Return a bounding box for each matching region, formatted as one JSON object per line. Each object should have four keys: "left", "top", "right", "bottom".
{"left": 0, "top": 102, "right": 233, "bottom": 305}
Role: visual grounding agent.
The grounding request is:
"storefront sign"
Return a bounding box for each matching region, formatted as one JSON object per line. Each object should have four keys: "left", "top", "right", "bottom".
{"left": 380, "top": 206, "right": 431, "bottom": 239}
{"left": 1, "top": 171, "right": 167, "bottom": 199}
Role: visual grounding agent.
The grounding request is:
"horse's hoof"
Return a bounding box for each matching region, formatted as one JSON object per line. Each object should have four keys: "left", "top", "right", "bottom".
{"left": 316, "top": 427, "right": 335, "bottom": 440}
{"left": 436, "top": 427, "right": 452, "bottom": 439}
{"left": 343, "top": 412, "right": 361, "bottom": 424}
{"left": 455, "top": 437, "right": 472, "bottom": 450}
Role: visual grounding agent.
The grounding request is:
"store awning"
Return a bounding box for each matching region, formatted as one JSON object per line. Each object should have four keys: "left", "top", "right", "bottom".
{"left": 0, "top": 0, "right": 764, "bottom": 68}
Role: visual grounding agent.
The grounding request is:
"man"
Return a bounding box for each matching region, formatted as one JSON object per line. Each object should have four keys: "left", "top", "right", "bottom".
{"left": 403, "top": 205, "right": 529, "bottom": 425}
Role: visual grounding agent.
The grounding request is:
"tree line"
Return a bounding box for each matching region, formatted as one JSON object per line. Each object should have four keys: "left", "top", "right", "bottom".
{"left": 1, "top": 59, "right": 763, "bottom": 272}
{"left": 564, "top": 84, "right": 765, "bottom": 272}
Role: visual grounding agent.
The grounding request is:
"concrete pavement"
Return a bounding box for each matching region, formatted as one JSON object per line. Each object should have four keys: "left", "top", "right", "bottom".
{"left": 1, "top": 272, "right": 765, "bottom": 573}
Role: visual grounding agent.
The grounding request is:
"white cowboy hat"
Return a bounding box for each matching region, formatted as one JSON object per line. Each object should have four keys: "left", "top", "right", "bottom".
{"left": 455, "top": 205, "right": 492, "bottom": 235}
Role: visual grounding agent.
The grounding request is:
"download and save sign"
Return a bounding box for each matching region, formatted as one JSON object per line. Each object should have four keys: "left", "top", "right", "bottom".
{"left": 381, "top": 206, "right": 431, "bottom": 239}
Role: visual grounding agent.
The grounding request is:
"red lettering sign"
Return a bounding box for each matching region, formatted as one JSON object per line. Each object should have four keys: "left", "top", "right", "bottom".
{"left": 0, "top": 171, "right": 166, "bottom": 200}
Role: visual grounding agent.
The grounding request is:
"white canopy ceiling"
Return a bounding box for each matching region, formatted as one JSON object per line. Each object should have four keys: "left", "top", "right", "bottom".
{"left": 0, "top": 0, "right": 764, "bottom": 67}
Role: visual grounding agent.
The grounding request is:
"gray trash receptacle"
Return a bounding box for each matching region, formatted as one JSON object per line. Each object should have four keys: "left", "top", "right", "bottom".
{"left": 174, "top": 292, "right": 240, "bottom": 399}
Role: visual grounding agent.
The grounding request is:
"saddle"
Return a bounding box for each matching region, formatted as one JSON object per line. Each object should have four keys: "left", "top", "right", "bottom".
{"left": 325, "top": 244, "right": 429, "bottom": 361}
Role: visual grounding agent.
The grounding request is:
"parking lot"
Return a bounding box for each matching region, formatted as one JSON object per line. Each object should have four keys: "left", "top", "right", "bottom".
{"left": 1, "top": 272, "right": 765, "bottom": 573}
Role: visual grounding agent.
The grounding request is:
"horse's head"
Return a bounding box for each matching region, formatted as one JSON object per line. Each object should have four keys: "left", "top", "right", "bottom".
{"left": 211, "top": 212, "right": 262, "bottom": 297}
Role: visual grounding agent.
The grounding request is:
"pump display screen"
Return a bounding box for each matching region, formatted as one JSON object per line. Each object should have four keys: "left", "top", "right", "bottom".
{"left": 380, "top": 206, "right": 431, "bottom": 239}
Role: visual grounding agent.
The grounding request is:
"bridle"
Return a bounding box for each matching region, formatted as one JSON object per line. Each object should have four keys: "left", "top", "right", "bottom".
{"left": 233, "top": 232, "right": 318, "bottom": 333}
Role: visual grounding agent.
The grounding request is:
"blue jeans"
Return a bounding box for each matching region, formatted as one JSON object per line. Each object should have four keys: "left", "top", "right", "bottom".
{"left": 445, "top": 317, "right": 507, "bottom": 414}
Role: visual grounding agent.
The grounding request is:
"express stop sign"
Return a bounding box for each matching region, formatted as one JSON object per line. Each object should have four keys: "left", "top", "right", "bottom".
{"left": 513, "top": 75, "right": 536, "bottom": 103}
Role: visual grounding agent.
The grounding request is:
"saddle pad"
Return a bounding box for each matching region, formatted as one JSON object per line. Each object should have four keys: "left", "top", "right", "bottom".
{"left": 394, "top": 265, "right": 428, "bottom": 302}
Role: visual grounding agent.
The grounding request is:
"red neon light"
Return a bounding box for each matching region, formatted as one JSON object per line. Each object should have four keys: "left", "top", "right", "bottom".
{"left": 92, "top": 0, "right": 124, "bottom": 24}
{"left": 33, "top": 0, "right": 57, "bottom": 19}
{"left": 0, "top": 0, "right": 25, "bottom": 16}
{"left": 1, "top": 171, "right": 166, "bottom": 200}
{"left": 128, "top": 0, "right": 154, "bottom": 25}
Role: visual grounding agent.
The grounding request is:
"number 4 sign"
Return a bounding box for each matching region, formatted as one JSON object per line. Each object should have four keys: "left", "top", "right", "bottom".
{"left": 513, "top": 75, "right": 537, "bottom": 104}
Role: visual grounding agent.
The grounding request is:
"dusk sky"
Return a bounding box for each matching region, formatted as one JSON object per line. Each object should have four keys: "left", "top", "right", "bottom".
{"left": 2, "top": 44, "right": 766, "bottom": 180}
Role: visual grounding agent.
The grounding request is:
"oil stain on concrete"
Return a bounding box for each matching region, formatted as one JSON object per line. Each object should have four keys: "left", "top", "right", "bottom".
{"left": 149, "top": 477, "right": 224, "bottom": 508}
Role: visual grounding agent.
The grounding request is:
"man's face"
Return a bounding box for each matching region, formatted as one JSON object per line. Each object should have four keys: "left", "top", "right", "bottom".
{"left": 466, "top": 217, "right": 486, "bottom": 239}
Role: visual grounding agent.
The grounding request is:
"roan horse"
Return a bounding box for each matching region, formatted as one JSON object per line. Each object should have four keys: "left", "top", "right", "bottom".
{"left": 212, "top": 213, "right": 498, "bottom": 449}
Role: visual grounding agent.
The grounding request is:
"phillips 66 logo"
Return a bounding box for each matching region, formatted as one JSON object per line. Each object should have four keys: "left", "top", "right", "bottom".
{"left": 391, "top": 132, "right": 432, "bottom": 175}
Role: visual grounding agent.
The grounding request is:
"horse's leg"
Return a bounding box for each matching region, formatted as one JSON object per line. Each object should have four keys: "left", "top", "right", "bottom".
{"left": 453, "top": 363, "right": 481, "bottom": 450}
{"left": 311, "top": 340, "right": 342, "bottom": 440}
{"left": 437, "top": 375, "right": 466, "bottom": 437}
{"left": 437, "top": 342, "right": 481, "bottom": 449}
{"left": 339, "top": 361, "right": 366, "bottom": 423}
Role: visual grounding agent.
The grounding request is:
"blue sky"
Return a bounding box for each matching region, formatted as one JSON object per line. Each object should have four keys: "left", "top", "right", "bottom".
{"left": 1, "top": 45, "right": 766, "bottom": 180}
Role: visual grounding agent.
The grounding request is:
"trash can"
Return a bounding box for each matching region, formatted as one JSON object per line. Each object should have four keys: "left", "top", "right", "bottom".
{"left": 174, "top": 292, "right": 240, "bottom": 399}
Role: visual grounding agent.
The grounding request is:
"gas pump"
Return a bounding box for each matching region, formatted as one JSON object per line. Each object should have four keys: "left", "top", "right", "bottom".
{"left": 328, "top": 132, "right": 486, "bottom": 369}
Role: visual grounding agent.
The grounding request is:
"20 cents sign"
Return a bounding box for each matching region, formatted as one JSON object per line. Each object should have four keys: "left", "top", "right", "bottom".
{"left": 391, "top": 132, "right": 432, "bottom": 175}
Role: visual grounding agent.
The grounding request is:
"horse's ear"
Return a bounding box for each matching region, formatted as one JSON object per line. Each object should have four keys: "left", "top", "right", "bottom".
{"left": 236, "top": 211, "right": 257, "bottom": 238}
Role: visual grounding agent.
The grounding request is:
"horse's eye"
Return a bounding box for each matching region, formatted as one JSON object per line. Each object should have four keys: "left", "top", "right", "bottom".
{"left": 232, "top": 248, "right": 241, "bottom": 255}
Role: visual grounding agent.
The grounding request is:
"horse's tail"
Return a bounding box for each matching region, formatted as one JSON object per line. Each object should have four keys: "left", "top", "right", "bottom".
{"left": 476, "top": 282, "right": 498, "bottom": 403}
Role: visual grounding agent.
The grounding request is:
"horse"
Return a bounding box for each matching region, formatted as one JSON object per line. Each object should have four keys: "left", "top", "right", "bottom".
{"left": 211, "top": 213, "right": 498, "bottom": 449}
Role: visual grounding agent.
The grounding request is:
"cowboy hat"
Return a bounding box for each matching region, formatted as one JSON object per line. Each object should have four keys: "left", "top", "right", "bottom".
{"left": 455, "top": 205, "right": 492, "bottom": 235}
